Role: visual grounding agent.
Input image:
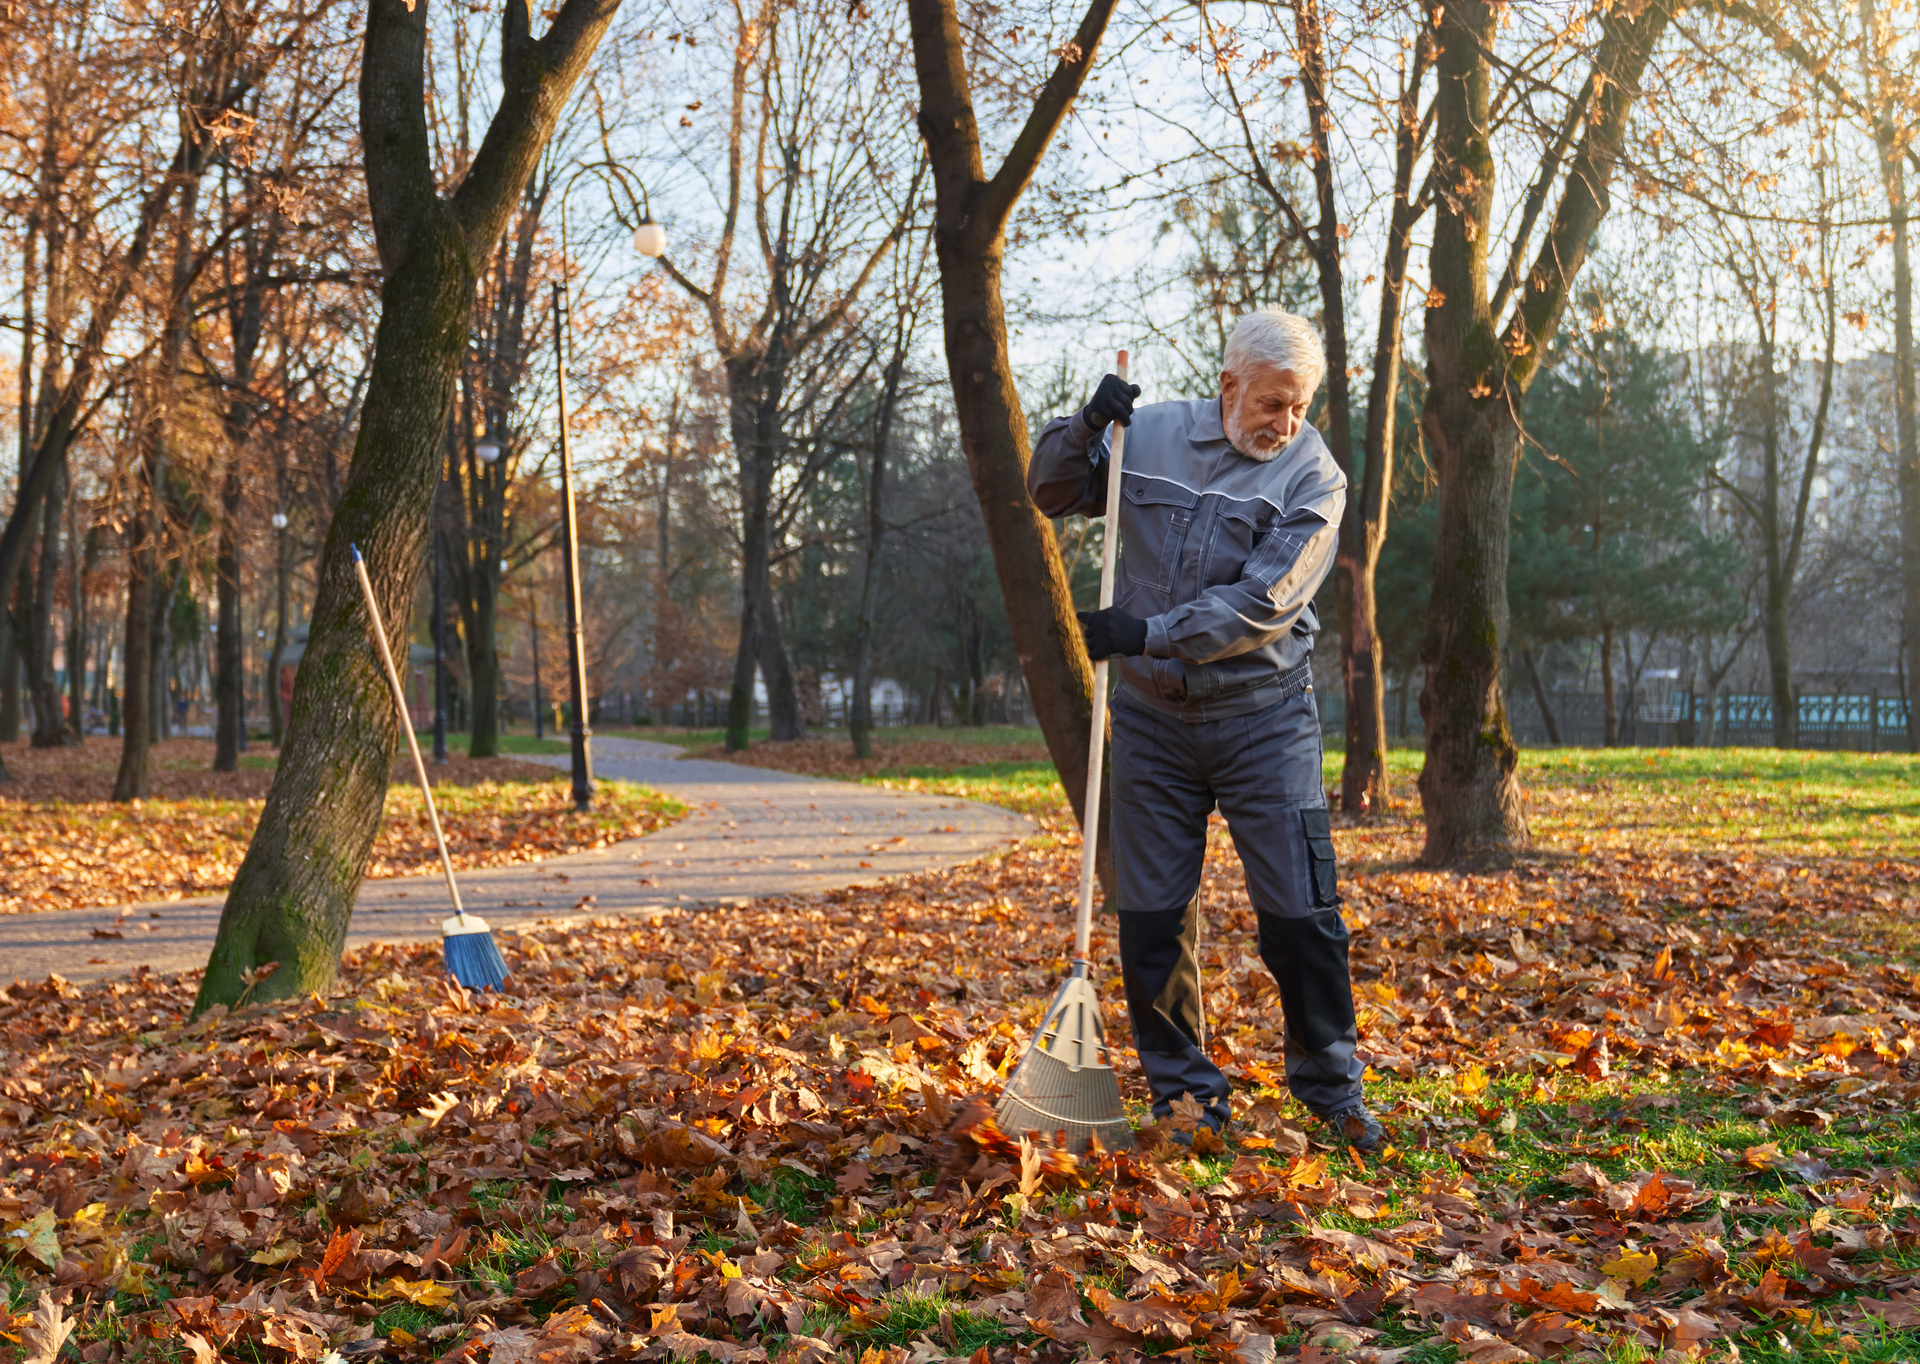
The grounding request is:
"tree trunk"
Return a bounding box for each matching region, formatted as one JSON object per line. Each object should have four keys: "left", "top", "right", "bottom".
{"left": 724, "top": 357, "right": 801, "bottom": 747}
{"left": 464, "top": 551, "right": 500, "bottom": 755}
{"left": 1416, "top": 0, "right": 1668, "bottom": 862}
{"left": 0, "top": 629, "right": 15, "bottom": 748}
{"left": 200, "top": 227, "right": 499, "bottom": 1010}
{"left": 1416, "top": 0, "right": 1528, "bottom": 862}
{"left": 907, "top": 0, "right": 1118, "bottom": 843}
{"left": 115, "top": 178, "right": 202, "bottom": 800}
{"left": 461, "top": 188, "right": 545, "bottom": 760}
{"left": 756, "top": 577, "right": 801, "bottom": 740}
{"left": 1521, "top": 645, "right": 1561, "bottom": 745}
{"left": 195, "top": 0, "right": 625, "bottom": 1013}
{"left": 1600, "top": 625, "right": 1618, "bottom": 746}
{"left": 852, "top": 349, "right": 906, "bottom": 760}
{"left": 652, "top": 396, "right": 678, "bottom": 725}
{"left": 67, "top": 521, "right": 95, "bottom": 742}
{"left": 214, "top": 453, "right": 244, "bottom": 769}
{"left": 27, "top": 451, "right": 68, "bottom": 747}
{"left": 115, "top": 521, "right": 156, "bottom": 797}
{"left": 153, "top": 565, "right": 174, "bottom": 742}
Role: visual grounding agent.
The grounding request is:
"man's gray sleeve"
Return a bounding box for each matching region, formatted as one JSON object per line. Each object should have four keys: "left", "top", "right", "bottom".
{"left": 1028, "top": 411, "right": 1109, "bottom": 518}
{"left": 1143, "top": 480, "right": 1345, "bottom": 665}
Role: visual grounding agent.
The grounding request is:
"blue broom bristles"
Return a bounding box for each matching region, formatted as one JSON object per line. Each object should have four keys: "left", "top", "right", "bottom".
{"left": 442, "top": 914, "right": 509, "bottom": 991}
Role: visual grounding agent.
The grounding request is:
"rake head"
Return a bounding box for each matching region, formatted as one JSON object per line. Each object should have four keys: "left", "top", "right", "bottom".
{"left": 996, "top": 971, "right": 1135, "bottom": 1153}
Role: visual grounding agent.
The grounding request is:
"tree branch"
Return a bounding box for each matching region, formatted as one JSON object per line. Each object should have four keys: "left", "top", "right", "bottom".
{"left": 973, "top": 0, "right": 1122, "bottom": 236}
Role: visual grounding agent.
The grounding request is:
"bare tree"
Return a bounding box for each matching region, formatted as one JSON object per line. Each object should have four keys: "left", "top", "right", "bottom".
{"left": 656, "top": 0, "right": 919, "bottom": 750}
{"left": 196, "top": 0, "right": 626, "bottom": 1011}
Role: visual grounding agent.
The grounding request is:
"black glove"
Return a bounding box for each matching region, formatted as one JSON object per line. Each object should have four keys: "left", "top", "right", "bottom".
{"left": 1082, "top": 373, "right": 1142, "bottom": 430}
{"left": 1078, "top": 607, "right": 1148, "bottom": 659}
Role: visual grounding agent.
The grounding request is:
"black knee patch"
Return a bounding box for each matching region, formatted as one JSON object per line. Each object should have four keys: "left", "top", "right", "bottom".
{"left": 1256, "top": 908, "right": 1357, "bottom": 1053}
{"left": 1119, "top": 908, "right": 1203, "bottom": 1054}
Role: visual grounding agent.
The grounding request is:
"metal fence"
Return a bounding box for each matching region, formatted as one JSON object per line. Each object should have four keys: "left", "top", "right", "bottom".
{"left": 1510, "top": 689, "right": 1915, "bottom": 750}
{"left": 1330, "top": 682, "right": 1916, "bottom": 751}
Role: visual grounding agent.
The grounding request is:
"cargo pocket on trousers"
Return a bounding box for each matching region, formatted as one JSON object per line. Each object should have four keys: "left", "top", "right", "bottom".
{"left": 1301, "top": 807, "right": 1340, "bottom": 908}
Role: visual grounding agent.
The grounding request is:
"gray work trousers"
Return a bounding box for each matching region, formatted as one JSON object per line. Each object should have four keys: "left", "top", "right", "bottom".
{"left": 1110, "top": 677, "right": 1365, "bottom": 1125}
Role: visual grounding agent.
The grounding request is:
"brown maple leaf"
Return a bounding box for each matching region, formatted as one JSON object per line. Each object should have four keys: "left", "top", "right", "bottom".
{"left": 19, "top": 1293, "right": 75, "bottom": 1364}
{"left": 1026, "top": 1266, "right": 1085, "bottom": 1327}
{"left": 1034, "top": 1310, "right": 1145, "bottom": 1361}
{"left": 1096, "top": 1289, "right": 1193, "bottom": 1341}
{"left": 1859, "top": 1288, "right": 1920, "bottom": 1329}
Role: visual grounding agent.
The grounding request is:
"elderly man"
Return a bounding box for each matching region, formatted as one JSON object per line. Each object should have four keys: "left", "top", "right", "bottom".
{"left": 1028, "top": 306, "right": 1380, "bottom": 1151}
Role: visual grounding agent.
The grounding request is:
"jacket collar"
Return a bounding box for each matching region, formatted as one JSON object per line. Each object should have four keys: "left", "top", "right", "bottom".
{"left": 1189, "top": 397, "right": 1229, "bottom": 445}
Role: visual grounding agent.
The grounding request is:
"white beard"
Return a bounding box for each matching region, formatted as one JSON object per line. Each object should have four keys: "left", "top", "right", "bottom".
{"left": 1223, "top": 408, "right": 1286, "bottom": 462}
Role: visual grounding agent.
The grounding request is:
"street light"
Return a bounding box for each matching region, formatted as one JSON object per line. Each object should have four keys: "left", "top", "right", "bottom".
{"left": 547, "top": 159, "right": 667, "bottom": 811}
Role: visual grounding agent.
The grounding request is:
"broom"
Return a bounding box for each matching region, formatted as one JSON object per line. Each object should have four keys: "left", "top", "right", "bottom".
{"left": 351, "top": 543, "right": 510, "bottom": 991}
{"left": 995, "top": 350, "right": 1136, "bottom": 1153}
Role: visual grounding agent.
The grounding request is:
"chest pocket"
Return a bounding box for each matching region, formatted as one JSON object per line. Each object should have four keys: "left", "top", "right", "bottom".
{"left": 1203, "top": 497, "right": 1271, "bottom": 585}
{"left": 1118, "top": 475, "right": 1198, "bottom": 594}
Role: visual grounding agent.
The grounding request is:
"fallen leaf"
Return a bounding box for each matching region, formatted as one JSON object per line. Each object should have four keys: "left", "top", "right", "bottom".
{"left": 19, "top": 1292, "right": 75, "bottom": 1364}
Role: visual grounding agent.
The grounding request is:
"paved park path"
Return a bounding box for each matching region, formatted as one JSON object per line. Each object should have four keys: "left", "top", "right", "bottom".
{"left": 6, "top": 736, "right": 1033, "bottom": 984}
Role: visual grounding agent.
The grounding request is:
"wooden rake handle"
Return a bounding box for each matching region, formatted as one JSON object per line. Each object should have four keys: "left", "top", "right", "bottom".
{"left": 350, "top": 544, "right": 466, "bottom": 919}
{"left": 1072, "top": 349, "right": 1128, "bottom": 967}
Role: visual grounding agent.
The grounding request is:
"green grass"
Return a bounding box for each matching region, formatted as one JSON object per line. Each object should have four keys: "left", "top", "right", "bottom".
{"left": 830, "top": 743, "right": 1920, "bottom": 859}
{"left": 369, "top": 1302, "right": 445, "bottom": 1338}
{"left": 1517, "top": 746, "right": 1920, "bottom": 855}
{"left": 642, "top": 723, "right": 1042, "bottom": 750}
{"left": 865, "top": 760, "right": 1071, "bottom": 818}
{"left": 489, "top": 733, "right": 574, "bottom": 756}
{"left": 752, "top": 1166, "right": 834, "bottom": 1223}
{"left": 842, "top": 1287, "right": 1017, "bottom": 1354}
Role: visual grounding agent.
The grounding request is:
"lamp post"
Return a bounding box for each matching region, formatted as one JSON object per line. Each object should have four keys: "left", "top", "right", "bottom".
{"left": 270, "top": 510, "right": 288, "bottom": 742}
{"left": 551, "top": 160, "right": 667, "bottom": 811}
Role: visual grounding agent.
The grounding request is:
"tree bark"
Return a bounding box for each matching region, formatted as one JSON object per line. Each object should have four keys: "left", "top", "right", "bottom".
{"left": 1416, "top": 0, "right": 1669, "bottom": 863}
{"left": 214, "top": 455, "right": 245, "bottom": 769}
{"left": 907, "top": 0, "right": 1118, "bottom": 842}
{"left": 67, "top": 520, "right": 95, "bottom": 742}
{"left": 1520, "top": 645, "right": 1560, "bottom": 745}
{"left": 214, "top": 184, "right": 275, "bottom": 772}
{"left": 852, "top": 346, "right": 907, "bottom": 760}
{"left": 195, "top": 0, "right": 625, "bottom": 1013}
{"left": 26, "top": 451, "right": 68, "bottom": 747}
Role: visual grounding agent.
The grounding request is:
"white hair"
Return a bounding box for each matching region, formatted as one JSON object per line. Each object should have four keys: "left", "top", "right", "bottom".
{"left": 1223, "top": 307, "right": 1326, "bottom": 393}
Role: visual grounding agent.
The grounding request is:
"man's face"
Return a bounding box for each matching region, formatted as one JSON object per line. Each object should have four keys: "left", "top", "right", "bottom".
{"left": 1220, "top": 362, "right": 1314, "bottom": 459}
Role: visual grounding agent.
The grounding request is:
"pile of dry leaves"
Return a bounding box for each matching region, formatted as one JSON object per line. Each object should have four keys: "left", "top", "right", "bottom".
{"left": 0, "top": 742, "right": 682, "bottom": 915}
{"left": 0, "top": 822, "right": 1916, "bottom": 1364}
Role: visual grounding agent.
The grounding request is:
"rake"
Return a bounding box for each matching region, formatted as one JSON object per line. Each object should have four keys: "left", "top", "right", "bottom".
{"left": 351, "top": 543, "right": 509, "bottom": 990}
{"left": 996, "top": 350, "right": 1136, "bottom": 1154}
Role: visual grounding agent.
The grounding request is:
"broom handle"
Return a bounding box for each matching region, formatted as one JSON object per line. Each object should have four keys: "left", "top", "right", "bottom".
{"left": 351, "top": 545, "right": 466, "bottom": 919}
{"left": 1073, "top": 349, "right": 1128, "bottom": 967}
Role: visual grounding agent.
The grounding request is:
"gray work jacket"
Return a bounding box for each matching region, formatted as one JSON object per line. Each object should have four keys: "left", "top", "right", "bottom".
{"left": 1029, "top": 397, "right": 1346, "bottom": 723}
